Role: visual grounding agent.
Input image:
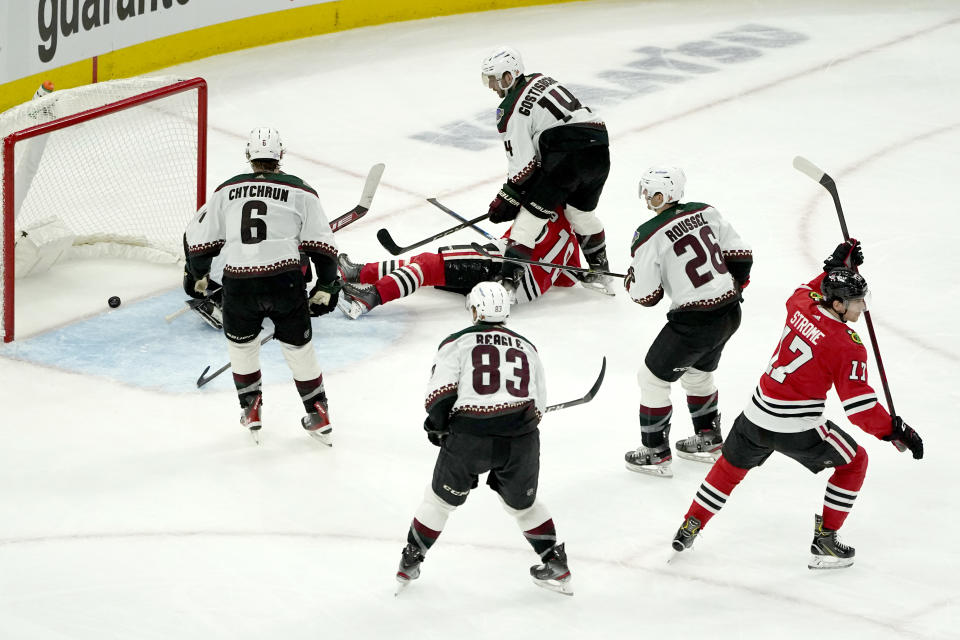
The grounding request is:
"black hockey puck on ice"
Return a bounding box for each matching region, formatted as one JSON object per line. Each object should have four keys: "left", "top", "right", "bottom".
{"left": 108, "top": 296, "right": 121, "bottom": 308}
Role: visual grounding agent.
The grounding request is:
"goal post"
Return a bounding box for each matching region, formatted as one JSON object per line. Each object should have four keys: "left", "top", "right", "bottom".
{"left": 1, "top": 76, "right": 207, "bottom": 342}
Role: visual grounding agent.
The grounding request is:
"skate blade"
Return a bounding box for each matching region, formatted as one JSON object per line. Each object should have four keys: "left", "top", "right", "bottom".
{"left": 394, "top": 578, "right": 411, "bottom": 596}
{"left": 624, "top": 461, "right": 673, "bottom": 477}
{"left": 675, "top": 449, "right": 721, "bottom": 463}
{"left": 808, "top": 555, "right": 854, "bottom": 570}
{"left": 307, "top": 429, "right": 333, "bottom": 447}
{"left": 335, "top": 297, "right": 363, "bottom": 320}
{"left": 579, "top": 280, "right": 617, "bottom": 297}
{"left": 249, "top": 427, "right": 261, "bottom": 445}
{"left": 531, "top": 575, "right": 574, "bottom": 596}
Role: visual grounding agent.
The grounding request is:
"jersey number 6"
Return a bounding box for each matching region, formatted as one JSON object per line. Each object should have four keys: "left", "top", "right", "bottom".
{"left": 241, "top": 200, "right": 268, "bottom": 244}
{"left": 472, "top": 345, "right": 530, "bottom": 397}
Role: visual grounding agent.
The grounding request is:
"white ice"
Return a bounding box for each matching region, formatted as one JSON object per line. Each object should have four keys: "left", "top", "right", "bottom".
{"left": 2, "top": 0, "right": 959, "bottom": 638}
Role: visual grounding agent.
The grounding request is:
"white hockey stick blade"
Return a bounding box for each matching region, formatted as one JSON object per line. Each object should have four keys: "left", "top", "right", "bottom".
{"left": 359, "top": 163, "right": 385, "bottom": 210}
{"left": 792, "top": 156, "right": 825, "bottom": 182}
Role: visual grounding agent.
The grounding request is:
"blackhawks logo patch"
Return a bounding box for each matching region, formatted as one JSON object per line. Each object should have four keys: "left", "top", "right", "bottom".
{"left": 848, "top": 329, "right": 863, "bottom": 344}
{"left": 809, "top": 291, "right": 823, "bottom": 301}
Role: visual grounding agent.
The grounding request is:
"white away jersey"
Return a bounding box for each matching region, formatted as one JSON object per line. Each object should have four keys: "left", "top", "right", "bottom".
{"left": 425, "top": 324, "right": 547, "bottom": 426}
{"left": 496, "top": 73, "right": 604, "bottom": 184}
{"left": 627, "top": 202, "right": 752, "bottom": 311}
{"left": 185, "top": 172, "right": 336, "bottom": 278}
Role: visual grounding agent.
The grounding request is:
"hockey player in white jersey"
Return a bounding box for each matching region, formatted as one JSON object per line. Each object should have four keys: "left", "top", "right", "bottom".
{"left": 394, "top": 282, "right": 572, "bottom": 596}
{"left": 623, "top": 166, "right": 752, "bottom": 477}
{"left": 183, "top": 127, "right": 341, "bottom": 445}
{"left": 480, "top": 46, "right": 613, "bottom": 295}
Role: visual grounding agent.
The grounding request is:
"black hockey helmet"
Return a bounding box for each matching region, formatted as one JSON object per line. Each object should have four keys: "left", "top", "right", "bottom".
{"left": 821, "top": 268, "right": 868, "bottom": 304}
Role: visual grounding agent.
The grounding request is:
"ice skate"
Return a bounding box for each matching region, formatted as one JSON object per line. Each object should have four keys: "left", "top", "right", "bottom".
{"left": 240, "top": 394, "right": 262, "bottom": 445}
{"left": 302, "top": 401, "right": 332, "bottom": 447}
{"left": 192, "top": 298, "right": 223, "bottom": 330}
{"left": 675, "top": 429, "right": 723, "bottom": 463}
{"left": 337, "top": 283, "right": 381, "bottom": 319}
{"left": 624, "top": 445, "right": 673, "bottom": 477}
{"left": 530, "top": 543, "right": 573, "bottom": 596}
{"left": 395, "top": 543, "right": 424, "bottom": 596}
{"left": 576, "top": 248, "right": 616, "bottom": 296}
{"left": 337, "top": 253, "right": 363, "bottom": 283}
{"left": 671, "top": 516, "right": 702, "bottom": 554}
{"left": 808, "top": 514, "right": 855, "bottom": 570}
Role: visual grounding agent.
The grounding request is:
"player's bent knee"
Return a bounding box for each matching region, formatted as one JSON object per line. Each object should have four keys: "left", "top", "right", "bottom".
{"left": 509, "top": 208, "right": 548, "bottom": 248}
{"left": 414, "top": 487, "right": 458, "bottom": 531}
{"left": 680, "top": 368, "right": 716, "bottom": 396}
{"left": 279, "top": 341, "right": 322, "bottom": 380}
{"left": 500, "top": 497, "right": 550, "bottom": 530}
{"left": 564, "top": 204, "right": 604, "bottom": 235}
{"left": 637, "top": 363, "right": 672, "bottom": 405}
{"left": 227, "top": 339, "right": 261, "bottom": 375}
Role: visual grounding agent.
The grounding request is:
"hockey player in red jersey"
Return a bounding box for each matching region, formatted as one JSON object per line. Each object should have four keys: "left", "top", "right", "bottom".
{"left": 336, "top": 208, "right": 582, "bottom": 318}
{"left": 670, "top": 240, "right": 923, "bottom": 569}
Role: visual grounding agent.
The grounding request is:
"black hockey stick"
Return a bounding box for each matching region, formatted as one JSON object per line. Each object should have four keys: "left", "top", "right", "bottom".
{"left": 545, "top": 357, "right": 606, "bottom": 413}
{"left": 426, "top": 198, "right": 496, "bottom": 240}
{"left": 793, "top": 156, "right": 904, "bottom": 450}
{"left": 377, "top": 213, "right": 491, "bottom": 256}
{"left": 330, "top": 162, "right": 385, "bottom": 232}
{"left": 196, "top": 332, "right": 274, "bottom": 388}
{"left": 470, "top": 242, "right": 627, "bottom": 278}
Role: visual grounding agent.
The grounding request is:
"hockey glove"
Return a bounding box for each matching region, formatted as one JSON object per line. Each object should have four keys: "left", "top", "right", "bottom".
{"left": 823, "top": 238, "right": 864, "bottom": 272}
{"left": 488, "top": 182, "right": 522, "bottom": 223}
{"left": 308, "top": 279, "right": 342, "bottom": 317}
{"left": 883, "top": 416, "right": 923, "bottom": 459}
{"left": 183, "top": 270, "right": 208, "bottom": 300}
{"left": 423, "top": 417, "right": 449, "bottom": 447}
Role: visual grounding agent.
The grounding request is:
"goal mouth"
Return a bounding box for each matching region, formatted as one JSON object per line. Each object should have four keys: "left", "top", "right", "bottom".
{"left": 2, "top": 76, "right": 207, "bottom": 341}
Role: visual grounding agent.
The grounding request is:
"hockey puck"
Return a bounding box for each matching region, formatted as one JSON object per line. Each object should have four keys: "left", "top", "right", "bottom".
{"left": 108, "top": 296, "right": 121, "bottom": 308}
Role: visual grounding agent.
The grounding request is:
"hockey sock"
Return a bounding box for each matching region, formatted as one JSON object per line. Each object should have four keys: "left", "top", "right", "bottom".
{"left": 408, "top": 488, "right": 457, "bottom": 554}
{"left": 639, "top": 404, "right": 672, "bottom": 448}
{"left": 407, "top": 519, "right": 442, "bottom": 554}
{"left": 686, "top": 455, "right": 749, "bottom": 526}
{"left": 374, "top": 252, "right": 446, "bottom": 304}
{"left": 822, "top": 446, "right": 867, "bottom": 531}
{"left": 577, "top": 231, "right": 607, "bottom": 267}
{"left": 524, "top": 519, "right": 559, "bottom": 558}
{"left": 688, "top": 393, "right": 719, "bottom": 433}
{"left": 233, "top": 370, "right": 262, "bottom": 408}
{"left": 360, "top": 259, "right": 404, "bottom": 284}
{"left": 294, "top": 376, "right": 326, "bottom": 413}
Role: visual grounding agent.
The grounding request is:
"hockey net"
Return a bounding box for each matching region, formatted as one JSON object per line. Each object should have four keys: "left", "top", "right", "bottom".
{"left": 0, "top": 76, "right": 207, "bottom": 342}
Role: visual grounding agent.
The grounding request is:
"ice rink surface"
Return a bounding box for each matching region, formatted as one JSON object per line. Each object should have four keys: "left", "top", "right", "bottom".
{"left": 2, "top": 0, "right": 959, "bottom": 637}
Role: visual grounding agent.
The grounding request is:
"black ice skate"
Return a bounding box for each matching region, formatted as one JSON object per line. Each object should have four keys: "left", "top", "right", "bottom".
{"left": 395, "top": 543, "right": 424, "bottom": 596}
{"left": 337, "top": 253, "right": 363, "bottom": 283}
{"left": 302, "top": 401, "right": 332, "bottom": 447}
{"left": 808, "top": 514, "right": 855, "bottom": 570}
{"left": 624, "top": 444, "right": 673, "bottom": 477}
{"left": 530, "top": 543, "right": 573, "bottom": 596}
{"left": 671, "top": 516, "right": 702, "bottom": 553}
{"left": 337, "top": 283, "right": 381, "bottom": 319}
{"left": 240, "top": 394, "right": 262, "bottom": 445}
{"left": 675, "top": 428, "right": 723, "bottom": 463}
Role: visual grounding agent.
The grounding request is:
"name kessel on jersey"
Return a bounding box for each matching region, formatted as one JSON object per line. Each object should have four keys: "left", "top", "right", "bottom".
{"left": 227, "top": 184, "right": 290, "bottom": 202}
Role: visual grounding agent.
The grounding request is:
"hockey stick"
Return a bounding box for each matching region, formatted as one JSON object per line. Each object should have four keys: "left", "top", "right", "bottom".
{"left": 165, "top": 286, "right": 223, "bottom": 324}
{"left": 330, "top": 163, "right": 385, "bottom": 232}
{"left": 470, "top": 242, "right": 627, "bottom": 278}
{"left": 426, "top": 198, "right": 496, "bottom": 240}
{"left": 377, "top": 213, "right": 491, "bottom": 256}
{"left": 196, "top": 332, "right": 274, "bottom": 388}
{"left": 545, "top": 357, "right": 606, "bottom": 413}
{"left": 793, "top": 156, "right": 904, "bottom": 449}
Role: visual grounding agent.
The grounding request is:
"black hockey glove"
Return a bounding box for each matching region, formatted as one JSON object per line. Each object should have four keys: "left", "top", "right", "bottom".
{"left": 497, "top": 243, "right": 532, "bottom": 291}
{"left": 183, "top": 269, "right": 208, "bottom": 300}
{"left": 488, "top": 182, "right": 522, "bottom": 223}
{"left": 308, "top": 279, "right": 342, "bottom": 317}
{"left": 823, "top": 238, "right": 864, "bottom": 272}
{"left": 883, "top": 416, "right": 923, "bottom": 460}
{"left": 423, "top": 417, "right": 449, "bottom": 447}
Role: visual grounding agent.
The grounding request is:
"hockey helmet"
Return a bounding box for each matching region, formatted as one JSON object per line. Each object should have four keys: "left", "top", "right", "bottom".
{"left": 245, "top": 127, "right": 284, "bottom": 162}
{"left": 481, "top": 46, "right": 524, "bottom": 96}
{"left": 639, "top": 166, "right": 686, "bottom": 207}
{"left": 821, "top": 268, "right": 868, "bottom": 303}
{"left": 467, "top": 281, "right": 511, "bottom": 323}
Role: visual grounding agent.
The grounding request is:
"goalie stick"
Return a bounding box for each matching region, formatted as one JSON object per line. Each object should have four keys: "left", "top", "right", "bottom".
{"left": 377, "top": 213, "right": 491, "bottom": 256}
{"left": 469, "top": 242, "right": 627, "bottom": 279}
{"left": 792, "top": 156, "right": 905, "bottom": 451}
{"left": 171, "top": 164, "right": 384, "bottom": 324}
{"left": 545, "top": 356, "right": 606, "bottom": 413}
{"left": 196, "top": 332, "right": 274, "bottom": 388}
{"left": 426, "top": 198, "right": 496, "bottom": 240}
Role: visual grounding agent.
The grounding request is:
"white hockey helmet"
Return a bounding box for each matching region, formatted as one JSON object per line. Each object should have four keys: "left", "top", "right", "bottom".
{"left": 481, "top": 46, "right": 524, "bottom": 95}
{"left": 639, "top": 165, "right": 686, "bottom": 207}
{"left": 245, "top": 127, "right": 284, "bottom": 162}
{"left": 467, "top": 281, "right": 511, "bottom": 323}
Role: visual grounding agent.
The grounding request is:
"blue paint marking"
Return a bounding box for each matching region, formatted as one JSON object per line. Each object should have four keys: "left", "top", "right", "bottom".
{"left": 0, "top": 289, "right": 407, "bottom": 394}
